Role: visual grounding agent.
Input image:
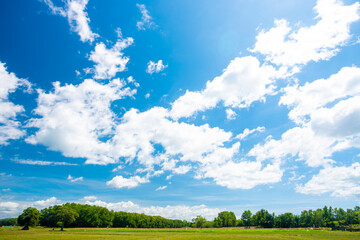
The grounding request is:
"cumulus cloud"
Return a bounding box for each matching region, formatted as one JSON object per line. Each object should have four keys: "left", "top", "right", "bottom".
{"left": 249, "top": 126, "right": 337, "bottom": 167}
{"left": 146, "top": 60, "right": 167, "bottom": 74}
{"left": 250, "top": 65, "right": 360, "bottom": 168}
{"left": 106, "top": 175, "right": 149, "bottom": 189}
{"left": 296, "top": 163, "right": 360, "bottom": 197}
{"left": 42, "top": 0, "right": 98, "bottom": 42}
{"left": 89, "top": 38, "right": 134, "bottom": 79}
{"left": 225, "top": 109, "right": 237, "bottom": 120}
{"left": 202, "top": 161, "right": 283, "bottom": 189}
{"left": 25, "top": 75, "right": 254, "bottom": 188}
{"left": 280, "top": 66, "right": 360, "bottom": 124}
{"left": 0, "top": 197, "right": 61, "bottom": 219}
{"left": 310, "top": 96, "right": 360, "bottom": 138}
{"left": 249, "top": 65, "right": 360, "bottom": 197}
{"left": 26, "top": 78, "right": 136, "bottom": 164}
{"left": 249, "top": 63, "right": 360, "bottom": 172}
{"left": 110, "top": 107, "right": 233, "bottom": 168}
{"left": 81, "top": 196, "right": 97, "bottom": 201}
{"left": 170, "top": 56, "right": 278, "bottom": 120}
{"left": 0, "top": 62, "right": 31, "bottom": 145}
{"left": 251, "top": 0, "right": 360, "bottom": 68}
{"left": 136, "top": 3, "right": 155, "bottom": 30}
{"left": 33, "top": 197, "right": 61, "bottom": 208}
{"left": 0, "top": 202, "right": 20, "bottom": 218}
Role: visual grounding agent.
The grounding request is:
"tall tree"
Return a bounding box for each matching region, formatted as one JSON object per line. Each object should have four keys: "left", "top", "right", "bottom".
{"left": 192, "top": 215, "right": 206, "bottom": 228}
{"left": 54, "top": 205, "right": 79, "bottom": 231}
{"left": 252, "top": 209, "right": 274, "bottom": 228}
{"left": 216, "top": 211, "right": 236, "bottom": 227}
{"left": 17, "top": 207, "right": 41, "bottom": 230}
{"left": 241, "top": 210, "right": 252, "bottom": 227}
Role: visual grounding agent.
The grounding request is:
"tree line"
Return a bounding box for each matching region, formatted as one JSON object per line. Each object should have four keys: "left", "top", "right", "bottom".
{"left": 2, "top": 204, "right": 359, "bottom": 229}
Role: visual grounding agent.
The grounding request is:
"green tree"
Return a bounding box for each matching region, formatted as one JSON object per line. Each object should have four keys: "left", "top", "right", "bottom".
{"left": 192, "top": 215, "right": 206, "bottom": 228}
{"left": 0, "top": 218, "right": 17, "bottom": 226}
{"left": 252, "top": 209, "right": 274, "bottom": 228}
{"left": 278, "top": 212, "right": 295, "bottom": 228}
{"left": 213, "top": 217, "right": 222, "bottom": 228}
{"left": 216, "top": 211, "right": 236, "bottom": 227}
{"left": 54, "top": 205, "right": 79, "bottom": 231}
{"left": 313, "top": 209, "right": 324, "bottom": 227}
{"left": 17, "top": 207, "right": 41, "bottom": 230}
{"left": 241, "top": 210, "right": 252, "bottom": 227}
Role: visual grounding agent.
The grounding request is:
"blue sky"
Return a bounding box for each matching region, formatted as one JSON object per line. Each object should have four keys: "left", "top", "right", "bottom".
{"left": 1, "top": 0, "right": 360, "bottom": 220}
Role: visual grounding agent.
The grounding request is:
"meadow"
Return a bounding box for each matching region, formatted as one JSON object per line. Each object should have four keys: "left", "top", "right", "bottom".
{"left": 1, "top": 227, "right": 360, "bottom": 240}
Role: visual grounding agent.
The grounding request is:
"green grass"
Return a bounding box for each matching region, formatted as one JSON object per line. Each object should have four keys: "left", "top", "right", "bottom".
{"left": 0, "top": 227, "right": 359, "bottom": 240}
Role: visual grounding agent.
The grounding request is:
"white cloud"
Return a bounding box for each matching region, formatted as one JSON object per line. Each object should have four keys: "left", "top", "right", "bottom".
{"left": 170, "top": 56, "right": 278, "bottom": 120}
{"left": 202, "top": 161, "right": 283, "bottom": 189}
{"left": 25, "top": 74, "right": 256, "bottom": 189}
{"left": 89, "top": 38, "right": 134, "bottom": 79}
{"left": 112, "top": 165, "right": 124, "bottom": 172}
{"left": 111, "top": 107, "right": 233, "bottom": 167}
{"left": 26, "top": 78, "right": 136, "bottom": 164}
{"left": 42, "top": 0, "right": 66, "bottom": 16}
{"left": 225, "top": 109, "right": 237, "bottom": 120}
{"left": 235, "top": 126, "right": 265, "bottom": 140}
{"left": 0, "top": 197, "right": 61, "bottom": 219}
{"left": 145, "top": 93, "right": 150, "bottom": 99}
{"left": 13, "top": 159, "right": 78, "bottom": 166}
{"left": 280, "top": 66, "right": 360, "bottom": 124}
{"left": 146, "top": 60, "right": 167, "bottom": 74}
{"left": 0, "top": 62, "right": 31, "bottom": 145}
{"left": 249, "top": 126, "right": 336, "bottom": 167}
{"left": 172, "top": 165, "right": 191, "bottom": 175}
{"left": 81, "top": 196, "right": 97, "bottom": 201}
{"left": 0, "top": 202, "right": 20, "bottom": 218}
{"left": 155, "top": 185, "right": 167, "bottom": 191}
{"left": 67, "top": 175, "right": 83, "bottom": 182}
{"left": 249, "top": 66, "right": 360, "bottom": 169}
{"left": 251, "top": 0, "right": 360, "bottom": 67}
{"left": 136, "top": 4, "right": 155, "bottom": 31}
{"left": 310, "top": 96, "right": 360, "bottom": 138}
{"left": 288, "top": 171, "right": 305, "bottom": 183}
{"left": 42, "top": 0, "right": 98, "bottom": 42}
{"left": 106, "top": 175, "right": 149, "bottom": 189}
{"left": 296, "top": 163, "right": 360, "bottom": 197}
{"left": 33, "top": 197, "right": 61, "bottom": 209}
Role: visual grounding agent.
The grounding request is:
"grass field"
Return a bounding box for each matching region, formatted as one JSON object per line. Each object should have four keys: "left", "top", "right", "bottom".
{"left": 1, "top": 227, "right": 360, "bottom": 240}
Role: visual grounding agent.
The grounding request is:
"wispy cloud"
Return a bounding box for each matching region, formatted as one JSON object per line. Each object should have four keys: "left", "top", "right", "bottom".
{"left": 13, "top": 159, "right": 78, "bottom": 166}
{"left": 235, "top": 126, "right": 265, "bottom": 140}
{"left": 67, "top": 175, "right": 84, "bottom": 182}
{"left": 155, "top": 185, "right": 167, "bottom": 191}
{"left": 42, "top": 0, "right": 98, "bottom": 42}
{"left": 136, "top": 3, "right": 156, "bottom": 30}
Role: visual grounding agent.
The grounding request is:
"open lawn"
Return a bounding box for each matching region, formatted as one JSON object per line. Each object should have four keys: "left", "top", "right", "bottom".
{"left": 0, "top": 227, "right": 360, "bottom": 240}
